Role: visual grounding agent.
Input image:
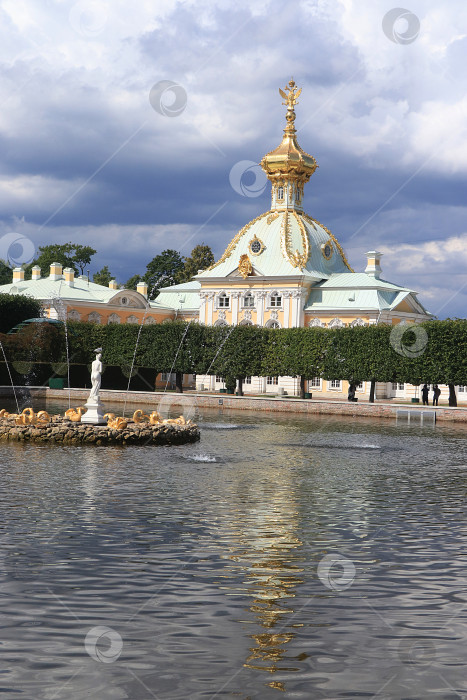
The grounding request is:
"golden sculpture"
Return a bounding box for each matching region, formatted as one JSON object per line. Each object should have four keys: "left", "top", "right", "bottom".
{"left": 149, "top": 410, "right": 163, "bottom": 425}
{"left": 279, "top": 78, "right": 301, "bottom": 110}
{"left": 133, "top": 409, "right": 150, "bottom": 423}
{"left": 64, "top": 407, "right": 87, "bottom": 422}
{"left": 13, "top": 408, "right": 51, "bottom": 425}
{"left": 104, "top": 413, "right": 128, "bottom": 429}
{"left": 238, "top": 254, "right": 253, "bottom": 279}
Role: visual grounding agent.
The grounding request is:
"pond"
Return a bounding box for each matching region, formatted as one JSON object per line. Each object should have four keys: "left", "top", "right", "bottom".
{"left": 1, "top": 401, "right": 467, "bottom": 699}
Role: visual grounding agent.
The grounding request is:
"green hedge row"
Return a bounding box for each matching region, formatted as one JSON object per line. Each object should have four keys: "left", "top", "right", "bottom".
{"left": 1, "top": 319, "right": 467, "bottom": 400}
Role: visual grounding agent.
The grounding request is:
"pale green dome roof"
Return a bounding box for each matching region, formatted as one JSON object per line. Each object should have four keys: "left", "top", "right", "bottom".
{"left": 197, "top": 209, "right": 352, "bottom": 282}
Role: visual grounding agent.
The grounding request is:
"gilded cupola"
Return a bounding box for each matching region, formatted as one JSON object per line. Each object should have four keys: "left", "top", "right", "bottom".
{"left": 260, "top": 80, "right": 318, "bottom": 212}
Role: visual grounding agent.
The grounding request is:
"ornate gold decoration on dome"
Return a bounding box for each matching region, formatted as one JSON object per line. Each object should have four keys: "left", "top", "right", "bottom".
{"left": 280, "top": 211, "right": 310, "bottom": 270}
{"left": 321, "top": 239, "right": 334, "bottom": 260}
{"left": 249, "top": 234, "right": 265, "bottom": 256}
{"left": 266, "top": 211, "right": 280, "bottom": 225}
{"left": 238, "top": 253, "right": 253, "bottom": 279}
{"left": 205, "top": 211, "right": 270, "bottom": 272}
{"left": 302, "top": 213, "right": 354, "bottom": 271}
{"left": 260, "top": 79, "right": 318, "bottom": 184}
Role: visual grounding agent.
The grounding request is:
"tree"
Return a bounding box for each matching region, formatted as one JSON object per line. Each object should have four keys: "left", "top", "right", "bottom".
{"left": 26, "top": 242, "right": 96, "bottom": 278}
{"left": 0, "top": 259, "right": 12, "bottom": 285}
{"left": 180, "top": 244, "right": 215, "bottom": 282}
{"left": 93, "top": 266, "right": 113, "bottom": 287}
{"left": 0, "top": 293, "right": 43, "bottom": 333}
{"left": 72, "top": 245, "right": 97, "bottom": 275}
{"left": 124, "top": 274, "right": 140, "bottom": 291}
{"left": 143, "top": 249, "right": 185, "bottom": 299}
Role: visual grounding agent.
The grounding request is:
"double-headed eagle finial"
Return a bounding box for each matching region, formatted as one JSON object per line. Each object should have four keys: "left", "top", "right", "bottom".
{"left": 279, "top": 78, "right": 302, "bottom": 109}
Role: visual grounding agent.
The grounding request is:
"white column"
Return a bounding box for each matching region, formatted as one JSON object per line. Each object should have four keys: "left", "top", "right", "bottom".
{"left": 283, "top": 291, "right": 292, "bottom": 328}
{"left": 207, "top": 292, "right": 215, "bottom": 326}
{"left": 231, "top": 292, "right": 240, "bottom": 325}
{"left": 257, "top": 291, "right": 267, "bottom": 326}
{"left": 199, "top": 293, "right": 207, "bottom": 324}
{"left": 291, "top": 290, "right": 305, "bottom": 327}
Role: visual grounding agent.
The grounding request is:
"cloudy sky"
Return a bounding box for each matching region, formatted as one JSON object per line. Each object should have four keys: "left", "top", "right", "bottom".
{"left": 0, "top": 0, "right": 466, "bottom": 317}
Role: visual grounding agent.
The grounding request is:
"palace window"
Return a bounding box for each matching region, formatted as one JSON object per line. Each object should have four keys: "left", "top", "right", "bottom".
{"left": 329, "top": 380, "right": 342, "bottom": 390}
{"left": 67, "top": 309, "right": 80, "bottom": 321}
{"left": 239, "top": 319, "right": 253, "bottom": 326}
{"left": 309, "top": 377, "right": 322, "bottom": 388}
{"left": 108, "top": 313, "right": 120, "bottom": 324}
{"left": 270, "top": 292, "right": 282, "bottom": 307}
{"left": 244, "top": 377, "right": 251, "bottom": 384}
{"left": 267, "top": 376, "right": 278, "bottom": 385}
{"left": 215, "top": 376, "right": 224, "bottom": 383}
{"left": 392, "top": 383, "right": 404, "bottom": 391}
{"left": 458, "top": 386, "right": 466, "bottom": 392}
{"left": 265, "top": 320, "right": 280, "bottom": 329}
{"left": 356, "top": 382, "right": 364, "bottom": 391}
{"left": 277, "top": 186, "right": 284, "bottom": 200}
{"left": 88, "top": 312, "right": 101, "bottom": 324}
{"left": 243, "top": 292, "right": 254, "bottom": 307}
{"left": 218, "top": 293, "right": 230, "bottom": 308}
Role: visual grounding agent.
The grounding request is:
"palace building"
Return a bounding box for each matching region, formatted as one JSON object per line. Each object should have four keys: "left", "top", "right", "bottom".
{"left": 1, "top": 80, "right": 439, "bottom": 400}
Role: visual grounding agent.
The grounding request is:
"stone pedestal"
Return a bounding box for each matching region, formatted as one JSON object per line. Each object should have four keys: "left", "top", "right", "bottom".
{"left": 81, "top": 397, "right": 106, "bottom": 425}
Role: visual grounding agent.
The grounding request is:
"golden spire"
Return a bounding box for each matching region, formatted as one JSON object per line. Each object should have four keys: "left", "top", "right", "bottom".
{"left": 260, "top": 80, "right": 317, "bottom": 212}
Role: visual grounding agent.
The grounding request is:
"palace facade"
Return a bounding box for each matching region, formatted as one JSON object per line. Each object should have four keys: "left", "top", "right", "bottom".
{"left": 4, "top": 80, "right": 454, "bottom": 401}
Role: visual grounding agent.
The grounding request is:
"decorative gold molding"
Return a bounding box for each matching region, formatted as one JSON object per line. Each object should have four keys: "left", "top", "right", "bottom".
{"left": 205, "top": 211, "right": 270, "bottom": 272}
{"left": 321, "top": 239, "right": 333, "bottom": 260}
{"left": 302, "top": 214, "right": 354, "bottom": 272}
{"left": 238, "top": 254, "right": 253, "bottom": 279}
{"left": 249, "top": 234, "right": 265, "bottom": 256}
{"left": 279, "top": 211, "right": 310, "bottom": 270}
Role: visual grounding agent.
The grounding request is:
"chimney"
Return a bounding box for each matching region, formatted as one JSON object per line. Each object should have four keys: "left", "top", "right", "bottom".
{"left": 63, "top": 267, "right": 75, "bottom": 287}
{"left": 13, "top": 267, "right": 25, "bottom": 282}
{"left": 31, "top": 265, "right": 41, "bottom": 280}
{"left": 365, "top": 251, "right": 383, "bottom": 279}
{"left": 49, "top": 262, "right": 63, "bottom": 280}
{"left": 136, "top": 280, "right": 148, "bottom": 298}
{"left": 109, "top": 279, "right": 118, "bottom": 290}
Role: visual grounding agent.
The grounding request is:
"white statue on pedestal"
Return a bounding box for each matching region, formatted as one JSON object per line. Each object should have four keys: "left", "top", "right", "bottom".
{"left": 89, "top": 349, "right": 103, "bottom": 401}
{"left": 82, "top": 348, "right": 106, "bottom": 425}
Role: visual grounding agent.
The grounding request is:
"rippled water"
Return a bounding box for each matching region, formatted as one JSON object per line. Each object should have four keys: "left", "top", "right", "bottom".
{"left": 1, "top": 402, "right": 467, "bottom": 699}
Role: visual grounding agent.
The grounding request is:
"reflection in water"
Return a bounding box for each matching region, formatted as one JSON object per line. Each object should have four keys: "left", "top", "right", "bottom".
{"left": 217, "top": 468, "right": 305, "bottom": 688}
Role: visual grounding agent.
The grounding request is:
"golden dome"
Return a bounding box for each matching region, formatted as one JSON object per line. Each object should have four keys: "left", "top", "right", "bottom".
{"left": 260, "top": 80, "right": 317, "bottom": 185}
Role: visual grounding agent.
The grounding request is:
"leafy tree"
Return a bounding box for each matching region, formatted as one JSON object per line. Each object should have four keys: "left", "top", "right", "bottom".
{"left": 72, "top": 245, "right": 97, "bottom": 275}
{"left": 0, "top": 259, "right": 12, "bottom": 285}
{"left": 262, "top": 327, "right": 332, "bottom": 398}
{"left": 93, "top": 266, "right": 113, "bottom": 287}
{"left": 26, "top": 242, "right": 96, "bottom": 278}
{"left": 0, "top": 293, "right": 43, "bottom": 333}
{"left": 124, "top": 274, "right": 141, "bottom": 291}
{"left": 213, "top": 325, "right": 267, "bottom": 395}
{"left": 143, "top": 249, "right": 185, "bottom": 299}
{"left": 180, "top": 244, "right": 215, "bottom": 282}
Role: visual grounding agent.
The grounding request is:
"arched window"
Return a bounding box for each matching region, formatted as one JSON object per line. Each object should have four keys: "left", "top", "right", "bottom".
{"left": 265, "top": 319, "right": 280, "bottom": 329}
{"left": 88, "top": 312, "right": 102, "bottom": 324}
{"left": 126, "top": 315, "right": 139, "bottom": 324}
{"left": 328, "top": 318, "right": 344, "bottom": 328}
{"left": 350, "top": 318, "right": 366, "bottom": 327}
{"left": 68, "top": 309, "right": 80, "bottom": 321}
{"left": 309, "top": 318, "right": 325, "bottom": 327}
{"left": 108, "top": 313, "right": 121, "bottom": 324}
{"left": 277, "top": 186, "right": 284, "bottom": 200}
{"left": 144, "top": 317, "right": 156, "bottom": 325}
{"left": 243, "top": 292, "right": 254, "bottom": 308}
{"left": 214, "top": 319, "right": 228, "bottom": 327}
{"left": 217, "top": 292, "right": 230, "bottom": 308}
{"left": 270, "top": 291, "right": 282, "bottom": 308}
{"left": 239, "top": 319, "right": 253, "bottom": 326}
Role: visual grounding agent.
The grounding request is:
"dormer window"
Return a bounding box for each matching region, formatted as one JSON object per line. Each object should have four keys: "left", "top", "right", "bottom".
{"left": 270, "top": 292, "right": 282, "bottom": 308}
{"left": 243, "top": 292, "right": 254, "bottom": 308}
{"left": 277, "top": 186, "right": 284, "bottom": 200}
{"left": 218, "top": 293, "right": 230, "bottom": 308}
